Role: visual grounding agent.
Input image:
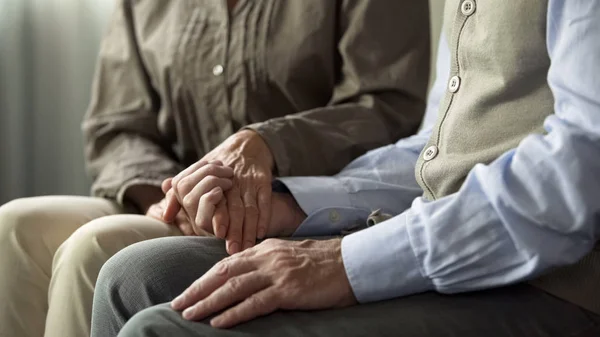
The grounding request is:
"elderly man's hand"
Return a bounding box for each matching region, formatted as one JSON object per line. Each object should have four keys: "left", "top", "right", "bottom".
{"left": 165, "top": 130, "right": 274, "bottom": 254}
{"left": 170, "top": 239, "right": 358, "bottom": 328}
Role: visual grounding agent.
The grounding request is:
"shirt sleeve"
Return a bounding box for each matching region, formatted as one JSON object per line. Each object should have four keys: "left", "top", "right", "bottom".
{"left": 278, "top": 31, "right": 452, "bottom": 238}
{"left": 82, "top": 1, "right": 181, "bottom": 207}
{"left": 342, "top": 1, "right": 600, "bottom": 303}
{"left": 245, "top": 0, "right": 430, "bottom": 177}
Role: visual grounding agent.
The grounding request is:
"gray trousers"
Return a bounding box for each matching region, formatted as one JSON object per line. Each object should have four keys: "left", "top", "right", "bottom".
{"left": 91, "top": 237, "right": 600, "bottom": 337}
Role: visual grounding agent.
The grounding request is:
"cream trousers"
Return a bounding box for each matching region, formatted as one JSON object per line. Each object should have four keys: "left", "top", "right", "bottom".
{"left": 0, "top": 196, "right": 182, "bottom": 337}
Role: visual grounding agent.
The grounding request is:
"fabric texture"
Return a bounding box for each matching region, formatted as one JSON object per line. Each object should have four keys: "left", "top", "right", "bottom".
{"left": 278, "top": 0, "right": 600, "bottom": 315}
{"left": 0, "top": 196, "right": 181, "bottom": 337}
{"left": 82, "top": 0, "right": 430, "bottom": 207}
{"left": 91, "top": 237, "right": 600, "bottom": 337}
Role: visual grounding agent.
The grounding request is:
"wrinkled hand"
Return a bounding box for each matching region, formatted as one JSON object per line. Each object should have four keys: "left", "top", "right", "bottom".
{"left": 162, "top": 162, "right": 235, "bottom": 236}
{"left": 164, "top": 165, "right": 306, "bottom": 238}
{"left": 168, "top": 130, "right": 275, "bottom": 255}
{"left": 171, "top": 239, "right": 357, "bottom": 328}
{"left": 146, "top": 197, "right": 195, "bottom": 236}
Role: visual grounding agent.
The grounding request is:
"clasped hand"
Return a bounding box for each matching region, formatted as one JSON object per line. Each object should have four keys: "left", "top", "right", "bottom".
{"left": 161, "top": 130, "right": 298, "bottom": 254}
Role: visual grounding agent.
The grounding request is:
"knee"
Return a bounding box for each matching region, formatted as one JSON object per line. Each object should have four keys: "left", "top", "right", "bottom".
{"left": 95, "top": 237, "right": 219, "bottom": 312}
{"left": 94, "top": 239, "right": 152, "bottom": 297}
{"left": 94, "top": 238, "right": 184, "bottom": 310}
{"left": 0, "top": 198, "right": 46, "bottom": 248}
{"left": 119, "top": 304, "right": 215, "bottom": 337}
{"left": 53, "top": 215, "right": 147, "bottom": 278}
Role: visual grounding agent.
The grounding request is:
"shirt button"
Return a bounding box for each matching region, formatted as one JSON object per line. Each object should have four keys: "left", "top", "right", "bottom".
{"left": 329, "top": 210, "right": 340, "bottom": 223}
{"left": 423, "top": 145, "right": 439, "bottom": 161}
{"left": 212, "top": 64, "right": 224, "bottom": 76}
{"left": 448, "top": 75, "right": 461, "bottom": 93}
{"left": 461, "top": 1, "right": 476, "bottom": 16}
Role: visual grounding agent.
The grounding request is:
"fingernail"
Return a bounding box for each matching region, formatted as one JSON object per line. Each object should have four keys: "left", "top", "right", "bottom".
{"left": 243, "top": 240, "right": 253, "bottom": 250}
{"left": 218, "top": 225, "right": 227, "bottom": 238}
{"left": 183, "top": 307, "right": 194, "bottom": 320}
{"left": 229, "top": 242, "right": 240, "bottom": 254}
{"left": 171, "top": 295, "right": 184, "bottom": 309}
{"left": 211, "top": 316, "right": 224, "bottom": 328}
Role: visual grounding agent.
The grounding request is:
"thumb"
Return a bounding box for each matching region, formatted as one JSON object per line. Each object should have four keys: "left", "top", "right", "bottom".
{"left": 162, "top": 178, "right": 173, "bottom": 194}
{"left": 162, "top": 189, "right": 182, "bottom": 222}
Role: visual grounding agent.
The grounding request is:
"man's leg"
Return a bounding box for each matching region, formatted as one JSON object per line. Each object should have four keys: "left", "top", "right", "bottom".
{"left": 92, "top": 237, "right": 600, "bottom": 337}
{"left": 117, "top": 288, "right": 600, "bottom": 337}
{"left": 91, "top": 237, "right": 228, "bottom": 337}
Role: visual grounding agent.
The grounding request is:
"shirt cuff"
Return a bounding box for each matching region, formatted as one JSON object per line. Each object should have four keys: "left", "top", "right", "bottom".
{"left": 277, "top": 176, "right": 370, "bottom": 237}
{"left": 341, "top": 210, "right": 433, "bottom": 303}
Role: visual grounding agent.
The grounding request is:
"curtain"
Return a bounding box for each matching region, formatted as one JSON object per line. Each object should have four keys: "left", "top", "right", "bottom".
{"left": 0, "top": 0, "right": 114, "bottom": 203}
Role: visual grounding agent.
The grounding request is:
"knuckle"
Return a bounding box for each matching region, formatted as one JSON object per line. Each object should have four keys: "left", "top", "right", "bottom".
{"left": 188, "top": 281, "right": 203, "bottom": 296}
{"left": 248, "top": 294, "right": 266, "bottom": 309}
{"left": 176, "top": 178, "right": 194, "bottom": 194}
{"left": 214, "top": 260, "right": 230, "bottom": 277}
{"left": 258, "top": 198, "right": 270, "bottom": 207}
{"left": 226, "top": 276, "right": 243, "bottom": 292}
{"left": 262, "top": 238, "right": 281, "bottom": 247}
{"left": 229, "top": 201, "right": 244, "bottom": 213}
{"left": 250, "top": 293, "right": 277, "bottom": 311}
{"left": 203, "top": 163, "right": 220, "bottom": 175}
{"left": 256, "top": 174, "right": 271, "bottom": 183}
{"left": 199, "top": 192, "right": 214, "bottom": 205}
{"left": 204, "top": 175, "right": 219, "bottom": 186}
{"left": 182, "top": 194, "right": 196, "bottom": 209}
{"left": 244, "top": 204, "right": 259, "bottom": 215}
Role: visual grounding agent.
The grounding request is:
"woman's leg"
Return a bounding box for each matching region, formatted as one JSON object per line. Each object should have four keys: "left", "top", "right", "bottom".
{"left": 44, "top": 213, "right": 183, "bottom": 337}
{"left": 0, "top": 196, "right": 122, "bottom": 337}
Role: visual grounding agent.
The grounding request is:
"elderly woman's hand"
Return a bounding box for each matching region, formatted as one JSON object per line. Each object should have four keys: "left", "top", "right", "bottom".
{"left": 164, "top": 130, "right": 275, "bottom": 254}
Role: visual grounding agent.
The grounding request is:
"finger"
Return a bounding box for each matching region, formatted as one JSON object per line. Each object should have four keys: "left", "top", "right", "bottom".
{"left": 178, "top": 221, "right": 196, "bottom": 236}
{"left": 171, "top": 256, "right": 254, "bottom": 311}
{"left": 163, "top": 189, "right": 182, "bottom": 222}
{"left": 241, "top": 189, "right": 259, "bottom": 251}
{"left": 226, "top": 188, "right": 244, "bottom": 255}
{"left": 213, "top": 199, "right": 229, "bottom": 239}
{"left": 256, "top": 185, "right": 271, "bottom": 239}
{"left": 145, "top": 204, "right": 163, "bottom": 221}
{"left": 161, "top": 178, "right": 173, "bottom": 194}
{"left": 174, "top": 164, "right": 234, "bottom": 198}
{"left": 182, "top": 177, "right": 233, "bottom": 225}
{"left": 210, "top": 288, "right": 280, "bottom": 329}
{"left": 181, "top": 272, "right": 270, "bottom": 321}
{"left": 171, "top": 159, "right": 209, "bottom": 188}
{"left": 194, "top": 187, "right": 224, "bottom": 234}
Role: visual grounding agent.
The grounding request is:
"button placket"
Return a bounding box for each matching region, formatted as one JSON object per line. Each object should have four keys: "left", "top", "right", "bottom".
{"left": 418, "top": 1, "right": 473, "bottom": 201}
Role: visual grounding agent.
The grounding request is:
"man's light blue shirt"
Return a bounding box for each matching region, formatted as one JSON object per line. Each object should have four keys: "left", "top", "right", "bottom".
{"left": 278, "top": 1, "right": 600, "bottom": 303}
